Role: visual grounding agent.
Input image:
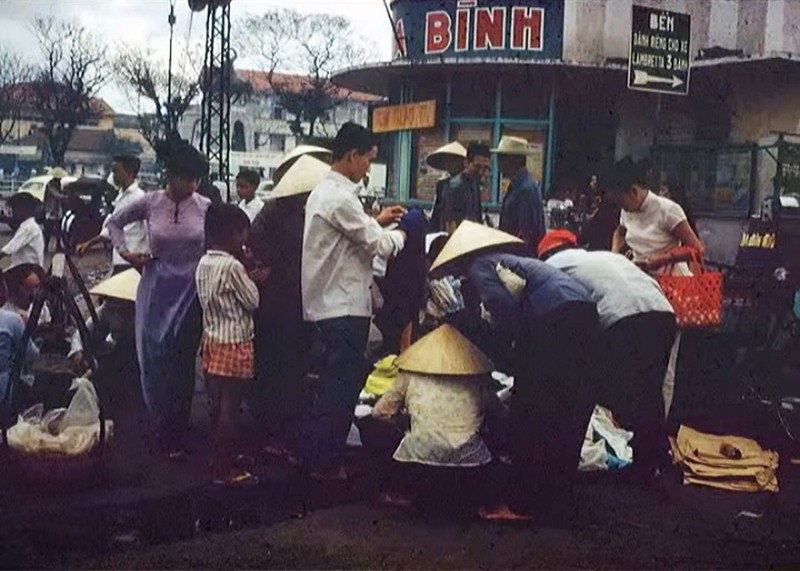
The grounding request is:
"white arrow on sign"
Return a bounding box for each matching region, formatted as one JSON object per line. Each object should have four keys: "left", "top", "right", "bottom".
{"left": 633, "top": 69, "right": 684, "bottom": 89}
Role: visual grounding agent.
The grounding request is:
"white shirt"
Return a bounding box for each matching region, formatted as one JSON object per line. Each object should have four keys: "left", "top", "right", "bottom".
{"left": 100, "top": 182, "right": 150, "bottom": 267}
{"left": 2, "top": 217, "right": 44, "bottom": 269}
{"left": 238, "top": 196, "right": 264, "bottom": 222}
{"left": 373, "top": 371, "right": 494, "bottom": 468}
{"left": 301, "top": 171, "right": 405, "bottom": 322}
{"left": 195, "top": 250, "right": 259, "bottom": 344}
{"left": 547, "top": 248, "right": 674, "bottom": 329}
{"left": 619, "top": 191, "right": 687, "bottom": 262}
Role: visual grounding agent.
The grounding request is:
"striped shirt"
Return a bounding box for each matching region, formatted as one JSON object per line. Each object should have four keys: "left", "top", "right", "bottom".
{"left": 196, "top": 250, "right": 259, "bottom": 344}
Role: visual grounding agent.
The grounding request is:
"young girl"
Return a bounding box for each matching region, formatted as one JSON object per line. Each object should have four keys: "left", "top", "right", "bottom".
{"left": 196, "top": 203, "right": 260, "bottom": 485}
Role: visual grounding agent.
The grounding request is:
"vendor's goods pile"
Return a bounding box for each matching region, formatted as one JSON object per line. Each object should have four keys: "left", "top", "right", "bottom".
{"left": 669, "top": 425, "right": 779, "bottom": 492}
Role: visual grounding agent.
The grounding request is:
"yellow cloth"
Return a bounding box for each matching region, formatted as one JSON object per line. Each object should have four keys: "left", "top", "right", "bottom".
{"left": 364, "top": 355, "right": 399, "bottom": 396}
{"left": 670, "top": 425, "right": 779, "bottom": 492}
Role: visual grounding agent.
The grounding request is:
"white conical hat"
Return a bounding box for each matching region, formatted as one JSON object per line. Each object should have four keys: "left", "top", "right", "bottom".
{"left": 274, "top": 145, "right": 332, "bottom": 183}
{"left": 89, "top": 268, "right": 140, "bottom": 302}
{"left": 426, "top": 141, "right": 467, "bottom": 171}
{"left": 270, "top": 155, "right": 330, "bottom": 199}
{"left": 429, "top": 221, "right": 524, "bottom": 273}
{"left": 396, "top": 324, "right": 493, "bottom": 376}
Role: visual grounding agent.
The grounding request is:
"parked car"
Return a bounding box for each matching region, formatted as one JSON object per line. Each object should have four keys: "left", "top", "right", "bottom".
{"left": 256, "top": 180, "right": 274, "bottom": 201}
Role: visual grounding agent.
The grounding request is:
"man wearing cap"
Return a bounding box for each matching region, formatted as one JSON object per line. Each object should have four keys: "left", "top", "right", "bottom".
{"left": 426, "top": 141, "right": 468, "bottom": 232}
{"left": 495, "top": 136, "right": 545, "bottom": 253}
{"left": 248, "top": 155, "right": 329, "bottom": 459}
{"left": 429, "top": 221, "right": 599, "bottom": 522}
{"left": 77, "top": 155, "right": 150, "bottom": 275}
{"left": 433, "top": 142, "right": 489, "bottom": 234}
{"left": 538, "top": 229, "right": 677, "bottom": 484}
{"left": 300, "top": 122, "right": 407, "bottom": 479}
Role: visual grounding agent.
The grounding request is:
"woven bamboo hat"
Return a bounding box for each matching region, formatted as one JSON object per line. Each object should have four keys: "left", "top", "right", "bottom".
{"left": 491, "top": 136, "right": 536, "bottom": 155}
{"left": 271, "top": 155, "right": 330, "bottom": 199}
{"left": 426, "top": 141, "right": 467, "bottom": 171}
{"left": 48, "top": 167, "right": 70, "bottom": 179}
{"left": 429, "top": 220, "right": 523, "bottom": 273}
{"left": 396, "top": 324, "right": 493, "bottom": 376}
{"left": 273, "top": 145, "right": 332, "bottom": 183}
{"left": 89, "top": 268, "right": 140, "bottom": 302}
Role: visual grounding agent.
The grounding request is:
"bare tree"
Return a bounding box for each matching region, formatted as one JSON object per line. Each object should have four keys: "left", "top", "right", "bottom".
{"left": 237, "top": 10, "right": 375, "bottom": 139}
{"left": 29, "top": 16, "right": 107, "bottom": 166}
{"left": 113, "top": 44, "right": 202, "bottom": 157}
{"left": 0, "top": 45, "right": 32, "bottom": 148}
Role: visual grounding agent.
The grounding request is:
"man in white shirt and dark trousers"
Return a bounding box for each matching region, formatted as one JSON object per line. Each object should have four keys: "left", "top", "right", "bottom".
{"left": 538, "top": 229, "right": 677, "bottom": 486}
{"left": 77, "top": 155, "right": 150, "bottom": 275}
{"left": 300, "top": 122, "right": 407, "bottom": 480}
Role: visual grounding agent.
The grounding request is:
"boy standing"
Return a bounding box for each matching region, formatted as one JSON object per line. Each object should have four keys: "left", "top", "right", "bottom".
{"left": 196, "top": 203, "right": 261, "bottom": 485}
{"left": 236, "top": 170, "right": 264, "bottom": 222}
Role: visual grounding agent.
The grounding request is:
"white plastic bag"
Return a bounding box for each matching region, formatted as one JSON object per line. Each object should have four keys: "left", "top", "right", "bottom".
{"left": 7, "top": 377, "right": 113, "bottom": 456}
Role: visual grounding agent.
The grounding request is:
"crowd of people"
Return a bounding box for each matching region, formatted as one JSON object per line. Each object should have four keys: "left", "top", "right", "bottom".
{"left": 0, "top": 120, "right": 707, "bottom": 523}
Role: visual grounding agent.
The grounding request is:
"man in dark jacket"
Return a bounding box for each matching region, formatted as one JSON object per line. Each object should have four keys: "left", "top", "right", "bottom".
{"left": 495, "top": 136, "right": 545, "bottom": 253}
{"left": 433, "top": 142, "right": 489, "bottom": 233}
{"left": 427, "top": 141, "right": 467, "bottom": 232}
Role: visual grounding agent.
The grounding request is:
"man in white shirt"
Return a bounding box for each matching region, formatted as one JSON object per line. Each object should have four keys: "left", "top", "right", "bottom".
{"left": 299, "top": 122, "right": 407, "bottom": 479}
{"left": 77, "top": 155, "right": 149, "bottom": 274}
{"left": 0, "top": 193, "right": 45, "bottom": 270}
{"left": 236, "top": 170, "right": 264, "bottom": 222}
{"left": 538, "top": 229, "right": 676, "bottom": 486}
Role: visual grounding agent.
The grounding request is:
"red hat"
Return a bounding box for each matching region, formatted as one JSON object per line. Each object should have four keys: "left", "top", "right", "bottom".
{"left": 537, "top": 230, "right": 578, "bottom": 258}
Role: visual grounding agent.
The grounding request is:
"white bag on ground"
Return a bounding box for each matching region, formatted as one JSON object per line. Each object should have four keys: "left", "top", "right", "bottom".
{"left": 7, "top": 378, "right": 113, "bottom": 456}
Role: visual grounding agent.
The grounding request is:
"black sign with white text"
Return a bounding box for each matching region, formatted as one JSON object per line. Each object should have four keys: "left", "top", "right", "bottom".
{"left": 628, "top": 5, "right": 691, "bottom": 96}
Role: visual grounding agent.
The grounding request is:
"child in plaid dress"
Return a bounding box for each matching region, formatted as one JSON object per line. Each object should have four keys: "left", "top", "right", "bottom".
{"left": 196, "top": 203, "right": 263, "bottom": 485}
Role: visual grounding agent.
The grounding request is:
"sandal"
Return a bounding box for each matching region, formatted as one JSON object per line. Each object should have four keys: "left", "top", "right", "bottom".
{"left": 263, "top": 444, "right": 300, "bottom": 466}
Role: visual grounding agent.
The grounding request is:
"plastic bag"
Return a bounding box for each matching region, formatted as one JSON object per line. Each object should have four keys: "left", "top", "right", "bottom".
{"left": 7, "top": 377, "right": 113, "bottom": 456}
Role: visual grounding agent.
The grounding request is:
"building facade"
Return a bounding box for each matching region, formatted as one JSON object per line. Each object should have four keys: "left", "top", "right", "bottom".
{"left": 334, "top": 0, "right": 800, "bottom": 263}
{"left": 177, "top": 70, "right": 382, "bottom": 181}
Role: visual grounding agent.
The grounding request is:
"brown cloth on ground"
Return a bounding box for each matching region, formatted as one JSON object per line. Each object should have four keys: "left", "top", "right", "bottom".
{"left": 669, "top": 425, "right": 779, "bottom": 492}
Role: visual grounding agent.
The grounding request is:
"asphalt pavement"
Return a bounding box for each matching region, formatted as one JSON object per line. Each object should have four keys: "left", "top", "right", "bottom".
{"left": 1, "top": 232, "right": 799, "bottom": 569}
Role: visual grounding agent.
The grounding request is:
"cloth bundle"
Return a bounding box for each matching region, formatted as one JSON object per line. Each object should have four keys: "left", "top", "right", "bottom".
{"left": 669, "top": 425, "right": 779, "bottom": 492}
{"left": 579, "top": 405, "right": 634, "bottom": 472}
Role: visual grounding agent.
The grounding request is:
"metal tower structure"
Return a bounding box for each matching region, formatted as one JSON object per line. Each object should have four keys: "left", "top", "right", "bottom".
{"left": 189, "top": 0, "right": 232, "bottom": 199}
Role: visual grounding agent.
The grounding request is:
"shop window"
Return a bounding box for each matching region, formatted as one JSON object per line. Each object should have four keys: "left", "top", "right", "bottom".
{"left": 658, "top": 146, "right": 754, "bottom": 216}
{"left": 450, "top": 74, "right": 496, "bottom": 119}
{"left": 502, "top": 76, "right": 552, "bottom": 119}
{"left": 410, "top": 127, "right": 449, "bottom": 201}
{"left": 499, "top": 126, "right": 547, "bottom": 195}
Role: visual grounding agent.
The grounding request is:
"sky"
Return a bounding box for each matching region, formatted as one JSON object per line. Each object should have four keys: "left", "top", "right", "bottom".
{"left": 0, "top": 0, "right": 393, "bottom": 113}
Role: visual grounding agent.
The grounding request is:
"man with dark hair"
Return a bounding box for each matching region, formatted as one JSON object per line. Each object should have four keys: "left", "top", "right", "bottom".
{"left": 236, "top": 170, "right": 263, "bottom": 222}
{"left": 495, "top": 136, "right": 545, "bottom": 253}
{"left": 77, "top": 154, "right": 149, "bottom": 274}
{"left": 300, "top": 122, "right": 407, "bottom": 480}
{"left": 434, "top": 142, "right": 489, "bottom": 233}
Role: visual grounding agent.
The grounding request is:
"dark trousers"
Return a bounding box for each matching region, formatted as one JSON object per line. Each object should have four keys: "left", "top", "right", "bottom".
{"left": 251, "top": 316, "right": 310, "bottom": 446}
{"left": 604, "top": 311, "right": 677, "bottom": 474}
{"left": 510, "top": 303, "right": 600, "bottom": 514}
{"left": 298, "top": 316, "right": 370, "bottom": 471}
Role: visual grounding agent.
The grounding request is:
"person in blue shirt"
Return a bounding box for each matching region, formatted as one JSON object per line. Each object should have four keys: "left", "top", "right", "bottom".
{"left": 495, "top": 136, "right": 546, "bottom": 254}
{"left": 429, "top": 223, "right": 599, "bottom": 523}
{"left": 0, "top": 271, "right": 40, "bottom": 406}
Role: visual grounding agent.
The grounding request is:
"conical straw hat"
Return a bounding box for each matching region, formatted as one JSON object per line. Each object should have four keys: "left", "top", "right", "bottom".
{"left": 396, "top": 324, "right": 493, "bottom": 376}
{"left": 274, "top": 145, "right": 332, "bottom": 183}
{"left": 429, "top": 220, "right": 523, "bottom": 273}
{"left": 89, "top": 268, "right": 140, "bottom": 302}
{"left": 426, "top": 141, "right": 467, "bottom": 171}
{"left": 271, "top": 155, "right": 330, "bottom": 199}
